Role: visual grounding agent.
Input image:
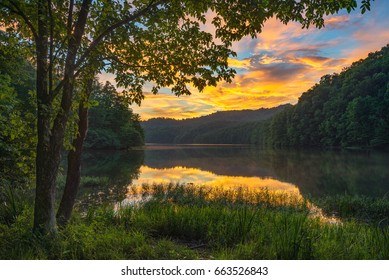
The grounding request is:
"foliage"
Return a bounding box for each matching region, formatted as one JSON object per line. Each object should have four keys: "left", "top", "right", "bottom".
{"left": 0, "top": 36, "right": 36, "bottom": 189}
{"left": 266, "top": 45, "right": 389, "bottom": 148}
{"left": 85, "top": 82, "right": 144, "bottom": 149}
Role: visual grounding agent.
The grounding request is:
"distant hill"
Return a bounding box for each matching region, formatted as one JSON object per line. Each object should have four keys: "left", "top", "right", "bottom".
{"left": 142, "top": 104, "right": 291, "bottom": 144}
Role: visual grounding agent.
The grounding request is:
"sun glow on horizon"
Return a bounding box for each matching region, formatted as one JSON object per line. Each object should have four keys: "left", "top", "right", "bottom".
{"left": 98, "top": 1, "right": 389, "bottom": 120}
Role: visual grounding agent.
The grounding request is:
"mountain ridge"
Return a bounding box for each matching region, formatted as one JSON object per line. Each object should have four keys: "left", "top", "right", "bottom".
{"left": 142, "top": 104, "right": 291, "bottom": 143}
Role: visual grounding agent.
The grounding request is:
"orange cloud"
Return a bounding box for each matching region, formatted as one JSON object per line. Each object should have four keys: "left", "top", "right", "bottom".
{"left": 345, "top": 28, "right": 389, "bottom": 63}
{"left": 227, "top": 57, "right": 251, "bottom": 69}
{"left": 323, "top": 15, "right": 351, "bottom": 29}
{"left": 98, "top": 4, "right": 389, "bottom": 120}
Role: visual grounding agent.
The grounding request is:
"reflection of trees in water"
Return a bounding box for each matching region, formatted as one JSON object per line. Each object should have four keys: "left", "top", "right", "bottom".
{"left": 143, "top": 146, "right": 277, "bottom": 178}
{"left": 144, "top": 146, "right": 389, "bottom": 198}
{"left": 263, "top": 149, "right": 389, "bottom": 198}
{"left": 75, "top": 147, "right": 389, "bottom": 206}
{"left": 78, "top": 150, "right": 144, "bottom": 206}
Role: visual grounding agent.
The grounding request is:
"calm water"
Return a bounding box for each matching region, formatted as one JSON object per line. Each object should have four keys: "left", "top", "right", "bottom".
{"left": 79, "top": 145, "right": 389, "bottom": 204}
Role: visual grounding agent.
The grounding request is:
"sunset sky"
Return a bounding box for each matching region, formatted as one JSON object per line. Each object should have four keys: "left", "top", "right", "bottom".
{"left": 100, "top": 0, "right": 389, "bottom": 120}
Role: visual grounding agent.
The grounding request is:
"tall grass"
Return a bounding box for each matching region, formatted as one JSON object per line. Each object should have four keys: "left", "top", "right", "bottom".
{"left": 0, "top": 183, "right": 388, "bottom": 259}
{"left": 122, "top": 184, "right": 388, "bottom": 259}
{"left": 316, "top": 194, "right": 389, "bottom": 225}
{"left": 0, "top": 185, "right": 30, "bottom": 226}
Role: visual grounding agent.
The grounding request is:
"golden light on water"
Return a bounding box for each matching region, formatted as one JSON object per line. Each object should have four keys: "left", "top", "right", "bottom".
{"left": 127, "top": 165, "right": 306, "bottom": 207}
{"left": 132, "top": 166, "right": 299, "bottom": 192}
{"left": 123, "top": 165, "right": 341, "bottom": 224}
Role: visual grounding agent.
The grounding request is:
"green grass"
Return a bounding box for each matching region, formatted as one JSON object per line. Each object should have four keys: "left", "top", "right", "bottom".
{"left": 0, "top": 183, "right": 388, "bottom": 259}
{"left": 316, "top": 194, "right": 389, "bottom": 225}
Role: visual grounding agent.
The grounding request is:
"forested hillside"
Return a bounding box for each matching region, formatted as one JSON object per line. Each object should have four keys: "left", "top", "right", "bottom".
{"left": 143, "top": 45, "right": 389, "bottom": 148}
{"left": 142, "top": 105, "right": 290, "bottom": 144}
{"left": 267, "top": 44, "right": 389, "bottom": 148}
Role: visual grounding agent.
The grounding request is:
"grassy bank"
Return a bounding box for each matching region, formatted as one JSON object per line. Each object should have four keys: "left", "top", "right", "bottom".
{"left": 0, "top": 184, "right": 388, "bottom": 259}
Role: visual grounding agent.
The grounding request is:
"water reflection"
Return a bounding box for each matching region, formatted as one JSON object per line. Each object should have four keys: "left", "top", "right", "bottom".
{"left": 132, "top": 166, "right": 298, "bottom": 192}
{"left": 78, "top": 150, "right": 144, "bottom": 205}
{"left": 78, "top": 145, "right": 389, "bottom": 205}
{"left": 141, "top": 146, "right": 389, "bottom": 197}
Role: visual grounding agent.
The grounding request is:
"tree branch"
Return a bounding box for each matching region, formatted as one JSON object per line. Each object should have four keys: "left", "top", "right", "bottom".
{"left": 106, "top": 55, "right": 188, "bottom": 69}
{"left": 74, "top": 0, "right": 164, "bottom": 71}
{"left": 49, "top": 0, "right": 92, "bottom": 102}
{"left": 50, "top": 0, "right": 164, "bottom": 99}
{"left": 67, "top": 0, "right": 74, "bottom": 38}
{"left": 52, "top": 35, "right": 69, "bottom": 65}
{"left": 48, "top": 0, "right": 54, "bottom": 96}
{"left": 2, "top": 0, "right": 38, "bottom": 40}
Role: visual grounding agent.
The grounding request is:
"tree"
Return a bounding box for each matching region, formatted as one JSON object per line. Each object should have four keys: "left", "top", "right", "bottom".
{"left": 0, "top": 35, "right": 36, "bottom": 189}
{"left": 344, "top": 96, "right": 378, "bottom": 147}
{"left": 0, "top": 0, "right": 373, "bottom": 233}
{"left": 85, "top": 81, "right": 144, "bottom": 150}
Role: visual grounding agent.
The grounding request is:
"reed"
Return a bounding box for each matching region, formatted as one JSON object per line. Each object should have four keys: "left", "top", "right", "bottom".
{"left": 0, "top": 183, "right": 387, "bottom": 259}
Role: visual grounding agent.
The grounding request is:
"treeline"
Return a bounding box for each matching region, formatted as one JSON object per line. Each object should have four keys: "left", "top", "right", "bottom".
{"left": 143, "top": 45, "right": 389, "bottom": 148}
{"left": 142, "top": 105, "right": 290, "bottom": 144}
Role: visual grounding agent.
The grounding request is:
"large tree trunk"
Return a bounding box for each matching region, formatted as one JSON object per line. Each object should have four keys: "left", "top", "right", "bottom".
{"left": 34, "top": 72, "right": 75, "bottom": 234}
{"left": 33, "top": 0, "right": 92, "bottom": 233}
{"left": 33, "top": 0, "right": 58, "bottom": 234}
{"left": 57, "top": 79, "right": 92, "bottom": 227}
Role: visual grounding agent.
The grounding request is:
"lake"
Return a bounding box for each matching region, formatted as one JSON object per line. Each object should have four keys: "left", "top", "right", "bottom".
{"left": 78, "top": 145, "right": 389, "bottom": 205}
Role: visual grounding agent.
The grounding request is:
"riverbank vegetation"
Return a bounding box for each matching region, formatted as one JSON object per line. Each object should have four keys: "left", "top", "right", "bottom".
{"left": 1, "top": 184, "right": 387, "bottom": 260}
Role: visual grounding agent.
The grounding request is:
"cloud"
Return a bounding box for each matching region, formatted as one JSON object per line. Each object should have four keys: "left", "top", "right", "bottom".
{"left": 227, "top": 57, "right": 251, "bottom": 69}
{"left": 323, "top": 15, "right": 351, "bottom": 29}
{"left": 97, "top": 72, "right": 117, "bottom": 85}
{"left": 131, "top": 93, "right": 215, "bottom": 120}
{"left": 245, "top": 63, "right": 310, "bottom": 82}
{"left": 128, "top": 3, "right": 389, "bottom": 120}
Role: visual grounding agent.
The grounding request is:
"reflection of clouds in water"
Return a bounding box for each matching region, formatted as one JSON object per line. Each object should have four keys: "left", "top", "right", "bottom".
{"left": 125, "top": 165, "right": 343, "bottom": 224}
{"left": 131, "top": 165, "right": 299, "bottom": 192}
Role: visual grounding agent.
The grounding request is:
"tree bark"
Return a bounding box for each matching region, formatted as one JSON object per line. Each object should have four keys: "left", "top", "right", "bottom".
{"left": 33, "top": 0, "right": 57, "bottom": 234}
{"left": 57, "top": 79, "right": 92, "bottom": 227}
{"left": 33, "top": 0, "right": 92, "bottom": 233}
